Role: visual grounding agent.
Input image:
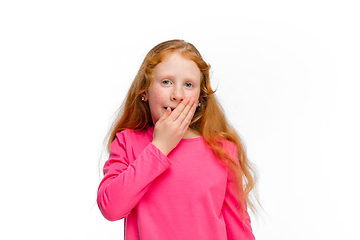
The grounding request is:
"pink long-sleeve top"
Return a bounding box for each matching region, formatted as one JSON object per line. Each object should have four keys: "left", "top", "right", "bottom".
{"left": 97, "top": 125, "right": 255, "bottom": 240}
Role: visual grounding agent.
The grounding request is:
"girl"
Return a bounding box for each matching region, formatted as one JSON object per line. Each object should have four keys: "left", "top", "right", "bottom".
{"left": 97, "top": 39, "right": 257, "bottom": 240}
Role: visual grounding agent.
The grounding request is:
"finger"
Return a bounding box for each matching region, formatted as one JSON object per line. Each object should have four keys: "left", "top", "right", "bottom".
{"left": 167, "top": 98, "right": 190, "bottom": 122}
{"left": 174, "top": 98, "right": 194, "bottom": 123}
{"left": 157, "top": 107, "right": 171, "bottom": 124}
{"left": 179, "top": 101, "right": 197, "bottom": 130}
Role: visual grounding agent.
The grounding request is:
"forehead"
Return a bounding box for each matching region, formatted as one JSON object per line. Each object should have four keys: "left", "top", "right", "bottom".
{"left": 152, "top": 52, "right": 201, "bottom": 80}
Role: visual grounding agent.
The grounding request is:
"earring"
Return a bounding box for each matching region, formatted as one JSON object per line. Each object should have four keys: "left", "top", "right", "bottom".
{"left": 141, "top": 96, "right": 145, "bottom": 101}
{"left": 198, "top": 102, "right": 201, "bottom": 107}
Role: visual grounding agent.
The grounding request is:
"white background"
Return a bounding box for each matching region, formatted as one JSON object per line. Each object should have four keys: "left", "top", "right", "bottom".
{"left": 1, "top": 0, "right": 359, "bottom": 239}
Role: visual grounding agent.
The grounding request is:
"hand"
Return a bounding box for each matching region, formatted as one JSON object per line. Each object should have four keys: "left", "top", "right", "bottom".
{"left": 152, "top": 98, "right": 197, "bottom": 156}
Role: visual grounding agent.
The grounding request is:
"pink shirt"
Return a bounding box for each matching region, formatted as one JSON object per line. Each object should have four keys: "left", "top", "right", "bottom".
{"left": 97, "top": 126, "right": 255, "bottom": 240}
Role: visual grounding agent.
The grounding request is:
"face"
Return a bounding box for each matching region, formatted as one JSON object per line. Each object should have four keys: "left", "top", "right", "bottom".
{"left": 143, "top": 52, "right": 201, "bottom": 124}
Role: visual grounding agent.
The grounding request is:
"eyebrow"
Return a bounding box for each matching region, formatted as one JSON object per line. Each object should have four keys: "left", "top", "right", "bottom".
{"left": 156, "top": 73, "right": 199, "bottom": 83}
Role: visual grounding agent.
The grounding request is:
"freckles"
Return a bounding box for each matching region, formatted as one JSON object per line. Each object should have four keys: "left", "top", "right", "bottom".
{"left": 151, "top": 87, "right": 167, "bottom": 104}
{"left": 186, "top": 92, "right": 200, "bottom": 102}
{"left": 187, "top": 93, "right": 196, "bottom": 98}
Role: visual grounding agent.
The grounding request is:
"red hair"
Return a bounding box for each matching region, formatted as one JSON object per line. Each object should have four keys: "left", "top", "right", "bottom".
{"left": 105, "top": 39, "right": 258, "bottom": 215}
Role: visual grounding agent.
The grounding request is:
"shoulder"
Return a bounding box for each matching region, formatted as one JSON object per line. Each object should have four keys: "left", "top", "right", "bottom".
{"left": 112, "top": 126, "right": 153, "bottom": 151}
{"left": 217, "top": 138, "right": 241, "bottom": 170}
{"left": 218, "top": 138, "right": 237, "bottom": 155}
{"left": 115, "top": 126, "right": 152, "bottom": 141}
{"left": 111, "top": 126, "right": 154, "bottom": 161}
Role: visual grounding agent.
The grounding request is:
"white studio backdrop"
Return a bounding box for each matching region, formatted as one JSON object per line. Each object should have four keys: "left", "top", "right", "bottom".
{"left": 1, "top": 1, "right": 359, "bottom": 239}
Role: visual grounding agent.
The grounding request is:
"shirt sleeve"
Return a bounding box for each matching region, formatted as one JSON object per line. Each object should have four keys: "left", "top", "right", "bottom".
{"left": 221, "top": 144, "right": 255, "bottom": 240}
{"left": 97, "top": 130, "right": 172, "bottom": 221}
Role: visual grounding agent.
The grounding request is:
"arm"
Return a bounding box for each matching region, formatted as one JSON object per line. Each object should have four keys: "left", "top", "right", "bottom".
{"left": 97, "top": 131, "right": 172, "bottom": 221}
{"left": 222, "top": 145, "right": 255, "bottom": 240}
{"left": 98, "top": 98, "right": 196, "bottom": 221}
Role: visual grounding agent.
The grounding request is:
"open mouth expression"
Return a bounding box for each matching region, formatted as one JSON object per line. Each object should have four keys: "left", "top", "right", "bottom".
{"left": 144, "top": 52, "right": 201, "bottom": 124}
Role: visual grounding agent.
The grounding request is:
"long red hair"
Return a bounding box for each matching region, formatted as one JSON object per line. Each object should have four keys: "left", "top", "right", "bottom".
{"left": 105, "top": 39, "right": 258, "bottom": 215}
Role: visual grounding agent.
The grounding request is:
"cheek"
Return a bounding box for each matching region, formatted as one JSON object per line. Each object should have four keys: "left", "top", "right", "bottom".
{"left": 186, "top": 91, "right": 201, "bottom": 103}
{"left": 149, "top": 87, "right": 167, "bottom": 104}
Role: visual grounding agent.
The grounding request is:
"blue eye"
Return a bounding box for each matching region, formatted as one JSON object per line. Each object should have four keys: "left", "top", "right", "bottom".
{"left": 185, "top": 82, "right": 193, "bottom": 88}
{"left": 162, "top": 80, "right": 171, "bottom": 85}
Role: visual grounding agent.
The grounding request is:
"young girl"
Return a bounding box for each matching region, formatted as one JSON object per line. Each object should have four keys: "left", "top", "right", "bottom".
{"left": 97, "top": 39, "right": 257, "bottom": 239}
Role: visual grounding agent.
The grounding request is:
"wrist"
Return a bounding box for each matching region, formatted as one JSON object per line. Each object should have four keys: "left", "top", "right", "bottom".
{"left": 152, "top": 141, "right": 171, "bottom": 156}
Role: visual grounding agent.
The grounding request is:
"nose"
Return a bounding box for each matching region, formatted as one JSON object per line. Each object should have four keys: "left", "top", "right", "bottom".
{"left": 171, "top": 85, "right": 184, "bottom": 102}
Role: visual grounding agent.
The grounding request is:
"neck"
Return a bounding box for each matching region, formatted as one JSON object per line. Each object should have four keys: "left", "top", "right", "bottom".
{"left": 183, "top": 128, "right": 202, "bottom": 139}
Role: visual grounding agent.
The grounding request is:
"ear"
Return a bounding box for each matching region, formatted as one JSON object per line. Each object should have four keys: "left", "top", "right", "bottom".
{"left": 141, "top": 92, "right": 148, "bottom": 101}
{"left": 197, "top": 97, "right": 202, "bottom": 106}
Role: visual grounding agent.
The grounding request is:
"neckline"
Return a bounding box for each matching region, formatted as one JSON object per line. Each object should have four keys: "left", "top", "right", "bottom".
{"left": 180, "top": 135, "right": 204, "bottom": 142}
{"left": 146, "top": 125, "right": 203, "bottom": 142}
